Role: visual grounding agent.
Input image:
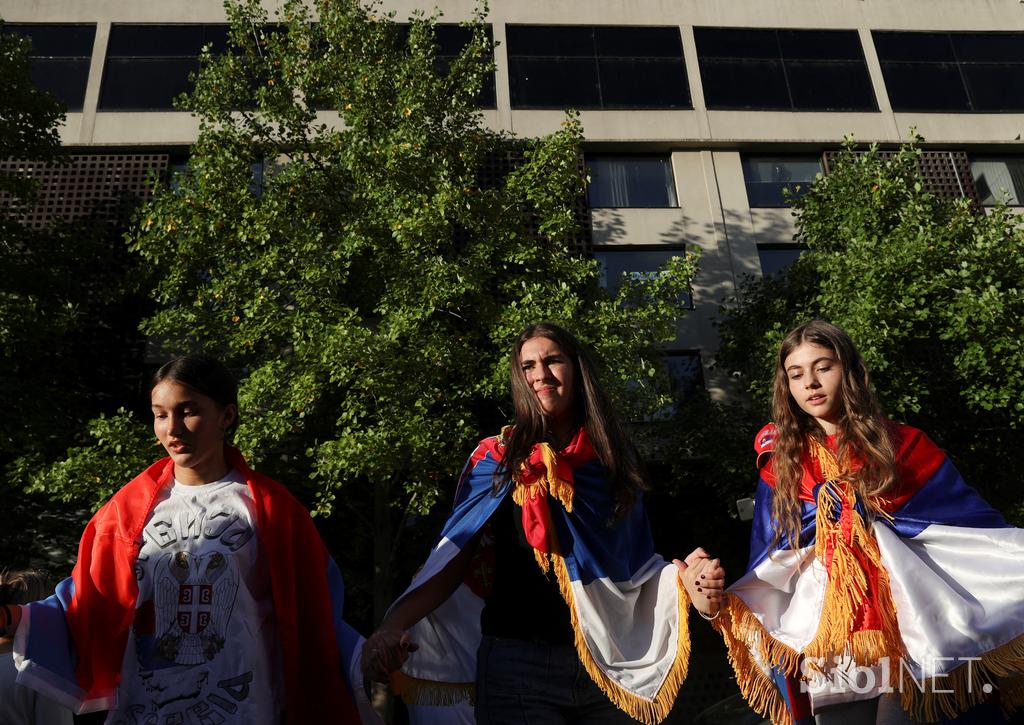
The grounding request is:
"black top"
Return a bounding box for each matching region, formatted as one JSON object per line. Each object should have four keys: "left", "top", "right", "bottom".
{"left": 479, "top": 494, "right": 575, "bottom": 645}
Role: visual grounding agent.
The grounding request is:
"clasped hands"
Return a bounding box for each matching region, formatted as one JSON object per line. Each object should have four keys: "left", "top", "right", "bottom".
{"left": 361, "top": 627, "right": 419, "bottom": 684}
{"left": 674, "top": 547, "right": 726, "bottom": 618}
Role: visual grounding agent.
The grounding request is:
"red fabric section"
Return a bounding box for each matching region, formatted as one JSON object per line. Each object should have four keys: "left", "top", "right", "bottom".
{"left": 67, "top": 448, "right": 360, "bottom": 724}
{"left": 883, "top": 424, "right": 946, "bottom": 512}
{"left": 515, "top": 428, "right": 598, "bottom": 554}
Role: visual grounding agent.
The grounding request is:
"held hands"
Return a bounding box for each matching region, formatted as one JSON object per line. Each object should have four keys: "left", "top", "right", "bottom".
{"left": 673, "top": 547, "right": 726, "bottom": 619}
{"left": 361, "top": 628, "right": 420, "bottom": 684}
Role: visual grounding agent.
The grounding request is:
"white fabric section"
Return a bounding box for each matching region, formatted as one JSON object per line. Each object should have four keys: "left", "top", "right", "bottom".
{"left": 400, "top": 538, "right": 483, "bottom": 684}
{"left": 569, "top": 555, "right": 680, "bottom": 699}
{"left": 804, "top": 655, "right": 886, "bottom": 711}
{"left": 729, "top": 546, "right": 826, "bottom": 652}
{"left": 0, "top": 647, "right": 73, "bottom": 725}
{"left": 408, "top": 701, "right": 474, "bottom": 725}
{"left": 347, "top": 638, "right": 384, "bottom": 724}
{"left": 875, "top": 522, "right": 1024, "bottom": 681}
{"left": 112, "top": 469, "right": 281, "bottom": 724}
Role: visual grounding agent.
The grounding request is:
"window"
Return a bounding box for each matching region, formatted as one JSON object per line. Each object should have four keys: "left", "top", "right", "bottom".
{"left": 588, "top": 156, "right": 677, "bottom": 208}
{"left": 99, "top": 24, "right": 230, "bottom": 110}
{"left": 594, "top": 247, "right": 693, "bottom": 309}
{"left": 666, "top": 352, "right": 704, "bottom": 407}
{"left": 433, "top": 25, "right": 496, "bottom": 108}
{"left": 3, "top": 25, "right": 96, "bottom": 111}
{"left": 757, "top": 244, "right": 805, "bottom": 277}
{"left": 742, "top": 155, "right": 822, "bottom": 207}
{"left": 874, "top": 32, "right": 1024, "bottom": 112}
{"left": 695, "top": 27, "right": 877, "bottom": 112}
{"left": 506, "top": 25, "right": 690, "bottom": 109}
{"left": 971, "top": 158, "right": 1024, "bottom": 205}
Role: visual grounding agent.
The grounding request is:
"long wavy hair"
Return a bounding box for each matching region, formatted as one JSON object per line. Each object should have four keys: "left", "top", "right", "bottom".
{"left": 496, "top": 322, "right": 647, "bottom": 520}
{"left": 770, "top": 320, "right": 897, "bottom": 548}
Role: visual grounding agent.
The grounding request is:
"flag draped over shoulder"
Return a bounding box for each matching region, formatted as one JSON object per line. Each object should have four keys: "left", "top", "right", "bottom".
{"left": 391, "top": 427, "right": 691, "bottom": 725}
{"left": 716, "top": 422, "right": 1024, "bottom": 725}
{"left": 12, "top": 447, "right": 367, "bottom": 724}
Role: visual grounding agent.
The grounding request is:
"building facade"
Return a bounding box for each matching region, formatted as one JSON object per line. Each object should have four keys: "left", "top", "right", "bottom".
{"left": 4, "top": 0, "right": 1024, "bottom": 400}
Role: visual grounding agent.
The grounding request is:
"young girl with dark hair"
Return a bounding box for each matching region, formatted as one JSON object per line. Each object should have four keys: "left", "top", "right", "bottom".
{"left": 715, "top": 320, "right": 1024, "bottom": 725}
{"left": 362, "top": 322, "right": 724, "bottom": 725}
{"left": 0, "top": 355, "right": 374, "bottom": 724}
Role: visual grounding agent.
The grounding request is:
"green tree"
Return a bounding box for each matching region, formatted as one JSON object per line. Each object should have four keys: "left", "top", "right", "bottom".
{"left": 717, "top": 137, "right": 1024, "bottom": 523}
{"left": 30, "top": 0, "right": 696, "bottom": 626}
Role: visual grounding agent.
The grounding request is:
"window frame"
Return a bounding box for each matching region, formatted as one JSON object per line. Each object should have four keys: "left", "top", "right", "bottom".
{"left": 586, "top": 154, "right": 679, "bottom": 209}
{"left": 3, "top": 24, "right": 97, "bottom": 112}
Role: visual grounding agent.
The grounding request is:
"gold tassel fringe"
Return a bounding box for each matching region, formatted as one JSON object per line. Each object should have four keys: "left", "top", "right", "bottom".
{"left": 390, "top": 671, "right": 475, "bottom": 706}
{"left": 713, "top": 594, "right": 799, "bottom": 725}
{"left": 899, "top": 631, "right": 1024, "bottom": 721}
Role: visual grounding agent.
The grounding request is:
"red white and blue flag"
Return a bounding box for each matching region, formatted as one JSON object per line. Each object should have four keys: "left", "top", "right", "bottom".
{"left": 719, "top": 422, "right": 1024, "bottom": 725}
{"left": 392, "top": 428, "right": 690, "bottom": 725}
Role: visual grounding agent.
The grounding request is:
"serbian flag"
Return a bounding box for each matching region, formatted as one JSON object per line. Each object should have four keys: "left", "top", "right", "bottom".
{"left": 390, "top": 428, "right": 691, "bottom": 725}
{"left": 716, "top": 422, "right": 1024, "bottom": 725}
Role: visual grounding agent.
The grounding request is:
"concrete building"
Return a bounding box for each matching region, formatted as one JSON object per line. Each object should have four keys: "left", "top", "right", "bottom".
{"left": 3, "top": 0, "right": 1024, "bottom": 401}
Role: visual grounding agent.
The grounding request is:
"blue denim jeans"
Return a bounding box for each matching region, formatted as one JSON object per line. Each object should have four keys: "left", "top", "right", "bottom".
{"left": 475, "top": 636, "right": 640, "bottom": 724}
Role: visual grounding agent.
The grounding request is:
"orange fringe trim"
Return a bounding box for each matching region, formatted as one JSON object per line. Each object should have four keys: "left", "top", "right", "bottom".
{"left": 512, "top": 441, "right": 574, "bottom": 513}
{"left": 550, "top": 553, "right": 691, "bottom": 725}
{"left": 390, "top": 670, "right": 474, "bottom": 706}
{"left": 714, "top": 594, "right": 799, "bottom": 725}
{"left": 899, "top": 630, "right": 1024, "bottom": 721}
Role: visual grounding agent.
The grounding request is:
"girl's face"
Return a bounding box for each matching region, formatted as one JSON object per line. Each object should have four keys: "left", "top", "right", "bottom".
{"left": 784, "top": 341, "right": 844, "bottom": 434}
{"left": 151, "top": 379, "right": 236, "bottom": 485}
{"left": 519, "top": 336, "right": 576, "bottom": 424}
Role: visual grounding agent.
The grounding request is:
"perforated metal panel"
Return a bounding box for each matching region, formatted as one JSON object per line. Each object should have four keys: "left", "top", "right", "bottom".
{"left": 822, "top": 149, "right": 980, "bottom": 205}
{"left": 477, "top": 146, "right": 593, "bottom": 255}
{"left": 0, "top": 153, "right": 169, "bottom": 228}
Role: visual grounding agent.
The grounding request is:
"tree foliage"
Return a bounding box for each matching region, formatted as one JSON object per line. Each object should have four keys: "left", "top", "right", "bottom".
{"left": 717, "top": 136, "right": 1024, "bottom": 522}
{"left": 28, "top": 0, "right": 696, "bottom": 619}
{"left": 0, "top": 25, "right": 154, "bottom": 570}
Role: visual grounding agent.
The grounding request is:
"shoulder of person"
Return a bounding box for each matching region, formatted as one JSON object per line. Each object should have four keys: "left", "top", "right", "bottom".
{"left": 468, "top": 429, "right": 510, "bottom": 466}
{"left": 886, "top": 420, "right": 946, "bottom": 469}
{"left": 753, "top": 422, "right": 778, "bottom": 484}
{"left": 90, "top": 456, "right": 174, "bottom": 534}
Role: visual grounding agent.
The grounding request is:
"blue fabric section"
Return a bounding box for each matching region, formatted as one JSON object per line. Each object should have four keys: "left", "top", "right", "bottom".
{"left": 438, "top": 449, "right": 508, "bottom": 550}
{"left": 768, "top": 665, "right": 813, "bottom": 724}
{"left": 746, "top": 480, "right": 817, "bottom": 572}
{"left": 326, "top": 556, "right": 359, "bottom": 698}
{"left": 888, "top": 459, "right": 1008, "bottom": 538}
{"left": 21, "top": 577, "right": 81, "bottom": 701}
{"left": 558, "top": 460, "right": 655, "bottom": 585}
{"left": 437, "top": 443, "right": 656, "bottom": 587}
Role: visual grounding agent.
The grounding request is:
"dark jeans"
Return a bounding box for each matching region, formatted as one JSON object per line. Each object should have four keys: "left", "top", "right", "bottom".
{"left": 475, "top": 636, "right": 640, "bottom": 725}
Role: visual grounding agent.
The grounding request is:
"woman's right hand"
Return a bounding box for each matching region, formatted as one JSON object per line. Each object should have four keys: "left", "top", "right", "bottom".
{"left": 674, "top": 555, "right": 726, "bottom": 617}
{"left": 361, "top": 628, "right": 420, "bottom": 683}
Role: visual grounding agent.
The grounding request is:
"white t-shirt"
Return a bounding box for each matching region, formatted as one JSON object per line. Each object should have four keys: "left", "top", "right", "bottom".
{"left": 108, "top": 469, "right": 282, "bottom": 725}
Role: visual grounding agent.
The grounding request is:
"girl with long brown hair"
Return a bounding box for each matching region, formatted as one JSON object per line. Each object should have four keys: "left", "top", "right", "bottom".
{"left": 714, "top": 320, "right": 1024, "bottom": 725}
{"left": 362, "top": 322, "right": 724, "bottom": 725}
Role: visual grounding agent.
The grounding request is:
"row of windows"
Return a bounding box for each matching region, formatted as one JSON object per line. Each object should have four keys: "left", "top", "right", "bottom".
{"left": 588, "top": 153, "right": 1024, "bottom": 209}
{"left": 6, "top": 23, "right": 1024, "bottom": 113}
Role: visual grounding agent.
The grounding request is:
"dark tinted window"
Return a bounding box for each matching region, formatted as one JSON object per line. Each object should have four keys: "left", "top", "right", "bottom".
{"left": 507, "top": 25, "right": 690, "bottom": 109}
{"left": 594, "top": 247, "right": 693, "bottom": 316}
{"left": 742, "top": 155, "right": 822, "bottom": 207}
{"left": 99, "top": 24, "right": 229, "bottom": 110}
{"left": 758, "top": 245, "right": 805, "bottom": 277}
{"left": 874, "top": 31, "right": 1024, "bottom": 112}
{"left": 588, "top": 156, "right": 678, "bottom": 208}
{"left": 695, "top": 27, "right": 877, "bottom": 111}
{"left": 423, "top": 25, "right": 496, "bottom": 108}
{"left": 3, "top": 24, "right": 96, "bottom": 111}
